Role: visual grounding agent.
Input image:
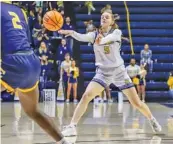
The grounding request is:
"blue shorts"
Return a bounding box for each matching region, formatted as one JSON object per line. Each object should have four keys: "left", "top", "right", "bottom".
{"left": 1, "top": 50, "right": 41, "bottom": 92}
{"left": 69, "top": 77, "right": 77, "bottom": 84}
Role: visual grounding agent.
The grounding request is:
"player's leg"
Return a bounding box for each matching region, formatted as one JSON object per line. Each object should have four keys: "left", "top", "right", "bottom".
{"left": 137, "top": 85, "right": 141, "bottom": 100}
{"left": 71, "top": 81, "right": 104, "bottom": 124}
{"left": 66, "top": 82, "right": 72, "bottom": 102}
{"left": 72, "top": 83, "right": 77, "bottom": 101}
{"left": 17, "top": 85, "right": 68, "bottom": 143}
{"left": 141, "top": 85, "right": 146, "bottom": 102}
{"left": 62, "top": 81, "right": 104, "bottom": 136}
{"left": 122, "top": 87, "right": 161, "bottom": 132}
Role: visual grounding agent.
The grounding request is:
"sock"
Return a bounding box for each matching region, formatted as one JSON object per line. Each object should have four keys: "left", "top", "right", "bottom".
{"left": 57, "top": 138, "right": 68, "bottom": 144}
{"left": 70, "top": 122, "right": 77, "bottom": 127}
{"left": 149, "top": 115, "right": 155, "bottom": 121}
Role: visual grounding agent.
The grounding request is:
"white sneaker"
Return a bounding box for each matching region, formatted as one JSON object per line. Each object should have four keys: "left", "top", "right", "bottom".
{"left": 73, "top": 99, "right": 78, "bottom": 103}
{"left": 62, "top": 125, "right": 77, "bottom": 137}
{"left": 149, "top": 117, "right": 162, "bottom": 133}
{"left": 108, "top": 99, "right": 113, "bottom": 103}
{"left": 66, "top": 99, "right": 70, "bottom": 103}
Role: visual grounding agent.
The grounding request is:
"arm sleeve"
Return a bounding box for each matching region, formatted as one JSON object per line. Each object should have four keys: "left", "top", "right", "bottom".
{"left": 99, "top": 29, "right": 122, "bottom": 45}
{"left": 70, "top": 31, "right": 95, "bottom": 43}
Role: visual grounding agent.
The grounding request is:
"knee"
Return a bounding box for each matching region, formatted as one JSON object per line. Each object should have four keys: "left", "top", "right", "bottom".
{"left": 81, "top": 92, "right": 93, "bottom": 103}
{"left": 24, "top": 108, "right": 38, "bottom": 118}
{"left": 131, "top": 100, "right": 142, "bottom": 109}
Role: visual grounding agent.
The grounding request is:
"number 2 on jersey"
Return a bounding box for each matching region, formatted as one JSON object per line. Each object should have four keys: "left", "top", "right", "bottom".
{"left": 8, "top": 11, "right": 22, "bottom": 29}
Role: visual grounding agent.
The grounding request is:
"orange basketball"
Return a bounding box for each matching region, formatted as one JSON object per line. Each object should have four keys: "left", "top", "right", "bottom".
{"left": 43, "top": 11, "right": 64, "bottom": 31}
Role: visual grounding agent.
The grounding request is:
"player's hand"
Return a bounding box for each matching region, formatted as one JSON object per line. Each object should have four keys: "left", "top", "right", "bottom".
{"left": 58, "top": 30, "right": 74, "bottom": 36}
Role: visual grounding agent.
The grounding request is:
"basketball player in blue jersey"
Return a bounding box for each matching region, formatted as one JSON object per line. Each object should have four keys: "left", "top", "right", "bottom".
{"left": 1, "top": 2, "right": 70, "bottom": 144}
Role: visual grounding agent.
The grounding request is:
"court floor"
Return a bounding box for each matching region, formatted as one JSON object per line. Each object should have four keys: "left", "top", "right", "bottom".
{"left": 1, "top": 102, "right": 173, "bottom": 144}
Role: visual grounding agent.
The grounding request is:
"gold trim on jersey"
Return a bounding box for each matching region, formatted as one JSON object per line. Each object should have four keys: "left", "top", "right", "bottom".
{"left": 18, "top": 81, "right": 39, "bottom": 93}
{"left": 1, "top": 1, "right": 12, "bottom": 4}
{"left": 0, "top": 79, "right": 15, "bottom": 93}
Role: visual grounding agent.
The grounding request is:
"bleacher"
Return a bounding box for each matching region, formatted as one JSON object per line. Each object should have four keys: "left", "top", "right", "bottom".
{"left": 74, "top": 1, "right": 173, "bottom": 101}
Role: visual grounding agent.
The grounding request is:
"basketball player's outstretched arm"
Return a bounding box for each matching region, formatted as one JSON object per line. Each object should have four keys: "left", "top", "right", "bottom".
{"left": 58, "top": 30, "right": 95, "bottom": 43}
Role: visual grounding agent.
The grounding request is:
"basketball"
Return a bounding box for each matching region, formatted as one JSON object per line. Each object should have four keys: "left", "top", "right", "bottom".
{"left": 43, "top": 10, "right": 64, "bottom": 31}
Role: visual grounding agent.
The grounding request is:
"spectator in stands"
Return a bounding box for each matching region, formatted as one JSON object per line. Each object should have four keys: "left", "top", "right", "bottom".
{"left": 66, "top": 60, "right": 79, "bottom": 103}
{"left": 48, "top": 1, "right": 58, "bottom": 11}
{"left": 84, "top": 20, "right": 96, "bottom": 46}
{"left": 56, "top": 39, "right": 71, "bottom": 65}
{"left": 100, "top": 87, "right": 113, "bottom": 103}
{"left": 167, "top": 71, "right": 173, "bottom": 98}
{"left": 140, "top": 44, "right": 153, "bottom": 73}
{"left": 32, "top": 15, "right": 42, "bottom": 47}
{"left": 137, "top": 64, "right": 147, "bottom": 102}
{"left": 85, "top": 1, "right": 95, "bottom": 15}
{"left": 57, "top": 1, "right": 64, "bottom": 11}
{"left": 60, "top": 53, "right": 72, "bottom": 99}
{"left": 126, "top": 58, "right": 140, "bottom": 94}
{"left": 36, "top": 41, "right": 50, "bottom": 66}
{"left": 59, "top": 7, "right": 65, "bottom": 18}
{"left": 35, "top": 1, "right": 43, "bottom": 13}
{"left": 84, "top": 20, "right": 96, "bottom": 33}
{"left": 63, "top": 17, "right": 75, "bottom": 54}
{"left": 37, "top": 27, "right": 50, "bottom": 46}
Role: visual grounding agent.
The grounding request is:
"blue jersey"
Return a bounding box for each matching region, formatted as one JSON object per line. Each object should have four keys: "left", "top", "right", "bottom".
{"left": 1, "top": 2, "right": 31, "bottom": 55}
{"left": 1, "top": 2, "right": 41, "bottom": 92}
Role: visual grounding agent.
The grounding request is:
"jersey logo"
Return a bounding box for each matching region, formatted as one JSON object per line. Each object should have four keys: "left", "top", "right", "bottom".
{"left": 104, "top": 45, "right": 110, "bottom": 54}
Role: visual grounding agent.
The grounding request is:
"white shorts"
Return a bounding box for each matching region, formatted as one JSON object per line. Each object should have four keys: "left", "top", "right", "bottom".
{"left": 92, "top": 65, "right": 134, "bottom": 90}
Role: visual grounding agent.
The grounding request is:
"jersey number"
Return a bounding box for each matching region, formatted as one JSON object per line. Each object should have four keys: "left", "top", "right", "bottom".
{"left": 8, "top": 11, "right": 22, "bottom": 29}
{"left": 104, "top": 45, "right": 110, "bottom": 54}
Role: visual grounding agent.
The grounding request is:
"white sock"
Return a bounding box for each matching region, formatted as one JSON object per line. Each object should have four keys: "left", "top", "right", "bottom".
{"left": 57, "top": 138, "right": 68, "bottom": 144}
{"left": 149, "top": 115, "right": 155, "bottom": 121}
{"left": 70, "top": 122, "right": 77, "bottom": 127}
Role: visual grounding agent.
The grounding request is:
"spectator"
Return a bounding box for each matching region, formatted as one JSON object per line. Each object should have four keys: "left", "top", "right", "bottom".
{"left": 60, "top": 53, "right": 72, "bottom": 99}
{"left": 32, "top": 15, "right": 42, "bottom": 47}
{"left": 66, "top": 60, "right": 79, "bottom": 103}
{"left": 37, "top": 27, "right": 50, "bottom": 46}
{"left": 100, "top": 87, "right": 113, "bottom": 103}
{"left": 36, "top": 41, "right": 50, "bottom": 66}
{"left": 137, "top": 64, "right": 147, "bottom": 102}
{"left": 56, "top": 39, "right": 71, "bottom": 65}
{"left": 126, "top": 58, "right": 140, "bottom": 94}
{"left": 57, "top": 1, "right": 64, "bottom": 11}
{"left": 85, "top": 1, "right": 95, "bottom": 15}
{"left": 84, "top": 20, "right": 96, "bottom": 33}
{"left": 35, "top": 1, "right": 43, "bottom": 13}
{"left": 167, "top": 71, "right": 173, "bottom": 98}
{"left": 63, "top": 17, "right": 75, "bottom": 54}
{"left": 48, "top": 1, "right": 58, "bottom": 11}
{"left": 140, "top": 44, "right": 153, "bottom": 73}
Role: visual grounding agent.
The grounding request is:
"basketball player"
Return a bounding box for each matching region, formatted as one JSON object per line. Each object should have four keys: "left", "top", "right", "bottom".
{"left": 1, "top": 2, "right": 69, "bottom": 144}
{"left": 58, "top": 9, "right": 162, "bottom": 136}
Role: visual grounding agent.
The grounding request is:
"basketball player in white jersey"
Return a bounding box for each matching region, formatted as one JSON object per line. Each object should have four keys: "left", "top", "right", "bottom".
{"left": 58, "top": 9, "right": 162, "bottom": 136}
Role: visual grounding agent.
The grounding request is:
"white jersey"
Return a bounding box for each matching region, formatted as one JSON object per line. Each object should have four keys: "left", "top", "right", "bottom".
{"left": 126, "top": 65, "right": 140, "bottom": 78}
{"left": 71, "top": 29, "right": 124, "bottom": 68}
